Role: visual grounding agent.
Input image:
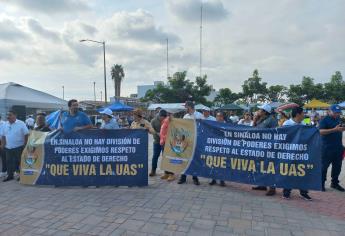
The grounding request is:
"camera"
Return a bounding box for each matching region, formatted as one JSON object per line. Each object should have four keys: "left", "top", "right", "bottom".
{"left": 140, "top": 124, "right": 145, "bottom": 127}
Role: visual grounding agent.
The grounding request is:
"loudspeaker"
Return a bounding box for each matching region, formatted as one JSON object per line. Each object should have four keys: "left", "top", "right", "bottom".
{"left": 12, "top": 105, "right": 26, "bottom": 121}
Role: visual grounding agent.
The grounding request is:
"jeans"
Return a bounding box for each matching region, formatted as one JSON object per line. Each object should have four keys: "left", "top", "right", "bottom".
{"left": 0, "top": 148, "right": 6, "bottom": 172}
{"left": 152, "top": 142, "right": 162, "bottom": 171}
{"left": 283, "top": 189, "right": 308, "bottom": 195}
{"left": 5, "top": 146, "right": 24, "bottom": 178}
{"left": 321, "top": 148, "right": 343, "bottom": 185}
{"left": 180, "top": 174, "right": 198, "bottom": 181}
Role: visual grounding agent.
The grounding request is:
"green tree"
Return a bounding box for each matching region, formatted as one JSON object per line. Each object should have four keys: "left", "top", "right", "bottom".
{"left": 111, "top": 64, "right": 125, "bottom": 99}
{"left": 213, "top": 88, "right": 239, "bottom": 106}
{"left": 241, "top": 69, "right": 268, "bottom": 103}
{"left": 266, "top": 85, "right": 287, "bottom": 102}
{"left": 286, "top": 84, "right": 304, "bottom": 105}
{"left": 141, "top": 71, "right": 212, "bottom": 104}
{"left": 191, "top": 75, "right": 212, "bottom": 105}
{"left": 287, "top": 76, "right": 324, "bottom": 105}
{"left": 324, "top": 71, "right": 345, "bottom": 103}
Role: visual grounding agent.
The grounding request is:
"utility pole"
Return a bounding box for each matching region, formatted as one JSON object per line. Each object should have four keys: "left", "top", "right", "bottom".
{"left": 79, "top": 39, "right": 107, "bottom": 104}
{"left": 62, "top": 85, "right": 65, "bottom": 100}
{"left": 166, "top": 38, "right": 169, "bottom": 79}
{"left": 102, "top": 41, "right": 107, "bottom": 103}
{"left": 93, "top": 82, "right": 96, "bottom": 101}
{"left": 100, "top": 91, "right": 103, "bottom": 102}
{"left": 200, "top": 3, "right": 203, "bottom": 78}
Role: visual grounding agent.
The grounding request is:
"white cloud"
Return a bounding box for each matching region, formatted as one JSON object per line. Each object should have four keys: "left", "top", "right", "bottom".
{"left": 167, "top": 0, "right": 229, "bottom": 23}
{"left": 0, "top": 17, "right": 30, "bottom": 42}
{"left": 26, "top": 18, "right": 61, "bottom": 42}
{"left": 0, "top": 1, "right": 344, "bottom": 100}
{"left": 0, "top": 47, "right": 13, "bottom": 60}
{"left": 0, "top": 0, "right": 90, "bottom": 14}
{"left": 101, "top": 9, "right": 180, "bottom": 44}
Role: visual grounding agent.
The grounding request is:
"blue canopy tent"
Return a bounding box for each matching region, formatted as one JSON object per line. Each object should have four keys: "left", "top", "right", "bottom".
{"left": 98, "top": 102, "right": 134, "bottom": 112}
{"left": 338, "top": 101, "right": 345, "bottom": 108}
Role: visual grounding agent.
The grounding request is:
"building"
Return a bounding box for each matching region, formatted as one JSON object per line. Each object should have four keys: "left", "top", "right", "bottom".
{"left": 137, "top": 81, "right": 164, "bottom": 98}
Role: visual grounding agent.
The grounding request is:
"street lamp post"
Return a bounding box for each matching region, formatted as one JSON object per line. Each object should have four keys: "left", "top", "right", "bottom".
{"left": 80, "top": 39, "right": 107, "bottom": 104}
{"left": 62, "top": 85, "right": 65, "bottom": 100}
{"left": 93, "top": 82, "right": 96, "bottom": 101}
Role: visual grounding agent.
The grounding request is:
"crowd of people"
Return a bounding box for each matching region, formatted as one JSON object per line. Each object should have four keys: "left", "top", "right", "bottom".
{"left": 0, "top": 99, "right": 344, "bottom": 202}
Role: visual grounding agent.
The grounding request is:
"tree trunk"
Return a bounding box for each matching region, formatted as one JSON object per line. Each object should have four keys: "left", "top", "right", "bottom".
{"left": 117, "top": 81, "right": 121, "bottom": 98}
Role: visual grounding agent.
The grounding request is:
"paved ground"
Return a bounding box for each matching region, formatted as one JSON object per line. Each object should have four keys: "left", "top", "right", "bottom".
{"left": 0, "top": 136, "right": 344, "bottom": 236}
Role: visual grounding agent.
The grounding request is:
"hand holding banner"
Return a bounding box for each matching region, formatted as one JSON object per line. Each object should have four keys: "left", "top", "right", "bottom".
{"left": 162, "top": 119, "right": 322, "bottom": 190}
{"left": 20, "top": 129, "right": 148, "bottom": 186}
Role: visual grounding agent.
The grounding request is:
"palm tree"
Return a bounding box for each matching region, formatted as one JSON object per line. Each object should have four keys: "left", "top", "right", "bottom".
{"left": 111, "top": 64, "right": 125, "bottom": 100}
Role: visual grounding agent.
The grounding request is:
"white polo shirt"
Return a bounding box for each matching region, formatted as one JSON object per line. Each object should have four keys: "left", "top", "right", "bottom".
{"left": 2, "top": 119, "right": 29, "bottom": 149}
{"left": 0, "top": 120, "right": 5, "bottom": 136}
{"left": 183, "top": 111, "right": 204, "bottom": 120}
{"left": 283, "top": 118, "right": 305, "bottom": 127}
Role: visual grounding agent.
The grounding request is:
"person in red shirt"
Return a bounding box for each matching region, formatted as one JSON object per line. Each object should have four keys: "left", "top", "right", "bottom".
{"left": 160, "top": 110, "right": 175, "bottom": 181}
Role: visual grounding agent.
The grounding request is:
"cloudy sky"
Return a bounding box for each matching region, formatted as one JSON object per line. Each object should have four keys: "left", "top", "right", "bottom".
{"left": 0, "top": 0, "right": 344, "bottom": 101}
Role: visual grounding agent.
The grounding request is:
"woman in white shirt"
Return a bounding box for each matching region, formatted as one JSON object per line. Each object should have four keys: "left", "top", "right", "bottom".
{"left": 238, "top": 112, "right": 253, "bottom": 126}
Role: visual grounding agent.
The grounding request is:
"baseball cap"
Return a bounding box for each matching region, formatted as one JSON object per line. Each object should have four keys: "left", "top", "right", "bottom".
{"left": 330, "top": 104, "right": 342, "bottom": 113}
{"left": 99, "top": 108, "right": 113, "bottom": 117}
{"left": 258, "top": 103, "right": 272, "bottom": 113}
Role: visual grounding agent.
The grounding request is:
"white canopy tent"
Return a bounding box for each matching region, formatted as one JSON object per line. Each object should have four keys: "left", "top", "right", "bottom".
{"left": 195, "top": 104, "right": 210, "bottom": 110}
{"left": 147, "top": 103, "right": 185, "bottom": 113}
{"left": 0, "top": 82, "right": 68, "bottom": 118}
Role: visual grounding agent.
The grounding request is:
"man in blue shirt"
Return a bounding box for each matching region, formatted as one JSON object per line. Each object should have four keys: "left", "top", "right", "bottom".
{"left": 319, "top": 104, "right": 345, "bottom": 192}
{"left": 61, "top": 99, "right": 93, "bottom": 133}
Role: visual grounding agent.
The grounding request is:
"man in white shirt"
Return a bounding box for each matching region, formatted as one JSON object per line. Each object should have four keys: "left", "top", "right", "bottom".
{"left": 179, "top": 101, "right": 203, "bottom": 185}
{"left": 1, "top": 110, "right": 29, "bottom": 182}
{"left": 282, "top": 106, "right": 312, "bottom": 201}
{"left": 202, "top": 108, "right": 216, "bottom": 121}
{"left": 183, "top": 101, "right": 203, "bottom": 120}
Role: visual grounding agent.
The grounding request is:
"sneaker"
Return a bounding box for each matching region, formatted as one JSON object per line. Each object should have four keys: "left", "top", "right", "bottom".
{"left": 3, "top": 176, "right": 13, "bottom": 182}
{"left": 167, "top": 174, "right": 176, "bottom": 181}
{"left": 177, "top": 178, "right": 186, "bottom": 184}
{"left": 266, "top": 188, "right": 276, "bottom": 196}
{"left": 209, "top": 180, "right": 217, "bottom": 185}
{"left": 149, "top": 170, "right": 156, "bottom": 177}
{"left": 322, "top": 184, "right": 326, "bottom": 192}
{"left": 219, "top": 181, "right": 226, "bottom": 187}
{"left": 300, "top": 193, "right": 312, "bottom": 201}
{"left": 282, "top": 192, "right": 290, "bottom": 200}
{"left": 252, "top": 186, "right": 267, "bottom": 191}
{"left": 193, "top": 178, "right": 200, "bottom": 186}
{"left": 160, "top": 174, "right": 169, "bottom": 180}
{"left": 330, "top": 183, "right": 345, "bottom": 192}
{"left": 0, "top": 172, "right": 7, "bottom": 177}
